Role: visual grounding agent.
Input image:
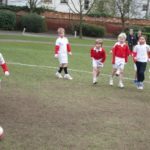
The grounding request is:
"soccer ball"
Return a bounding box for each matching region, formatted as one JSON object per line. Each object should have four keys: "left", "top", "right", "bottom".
{"left": 0, "top": 126, "right": 4, "bottom": 140}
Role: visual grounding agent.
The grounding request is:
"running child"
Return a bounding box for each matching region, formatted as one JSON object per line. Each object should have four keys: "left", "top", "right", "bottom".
{"left": 133, "top": 36, "right": 150, "bottom": 90}
{"left": 54, "top": 28, "right": 73, "bottom": 80}
{"left": 90, "top": 39, "right": 106, "bottom": 84}
{"left": 109, "top": 33, "right": 130, "bottom": 88}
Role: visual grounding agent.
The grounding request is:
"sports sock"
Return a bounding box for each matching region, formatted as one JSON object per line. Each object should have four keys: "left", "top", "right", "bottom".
{"left": 58, "top": 67, "right": 63, "bottom": 73}
{"left": 64, "top": 67, "right": 68, "bottom": 74}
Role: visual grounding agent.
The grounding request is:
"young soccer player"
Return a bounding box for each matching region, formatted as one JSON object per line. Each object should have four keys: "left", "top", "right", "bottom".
{"left": 0, "top": 53, "right": 9, "bottom": 87}
{"left": 109, "top": 33, "right": 130, "bottom": 88}
{"left": 0, "top": 53, "right": 9, "bottom": 76}
{"left": 133, "top": 36, "right": 150, "bottom": 90}
{"left": 90, "top": 39, "right": 106, "bottom": 84}
{"left": 54, "top": 28, "right": 73, "bottom": 80}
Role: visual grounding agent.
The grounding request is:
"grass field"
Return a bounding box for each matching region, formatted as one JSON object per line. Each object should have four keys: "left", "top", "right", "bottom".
{"left": 0, "top": 32, "right": 150, "bottom": 150}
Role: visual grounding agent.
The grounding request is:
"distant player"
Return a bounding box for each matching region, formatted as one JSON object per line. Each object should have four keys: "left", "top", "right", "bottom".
{"left": 90, "top": 39, "right": 106, "bottom": 84}
{"left": 54, "top": 28, "right": 73, "bottom": 80}
{"left": 0, "top": 53, "right": 9, "bottom": 78}
{"left": 133, "top": 36, "right": 150, "bottom": 90}
{"left": 109, "top": 33, "right": 130, "bottom": 88}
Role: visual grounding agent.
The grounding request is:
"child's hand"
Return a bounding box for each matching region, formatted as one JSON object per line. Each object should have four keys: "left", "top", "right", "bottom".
{"left": 68, "top": 52, "right": 72, "bottom": 55}
{"left": 5, "top": 71, "right": 10, "bottom": 76}
{"left": 54, "top": 54, "right": 58, "bottom": 58}
{"left": 100, "top": 63, "right": 104, "bottom": 67}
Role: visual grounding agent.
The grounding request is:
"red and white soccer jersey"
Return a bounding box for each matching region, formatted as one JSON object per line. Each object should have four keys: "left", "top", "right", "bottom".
{"left": 55, "top": 37, "right": 71, "bottom": 64}
{"left": 90, "top": 47, "right": 106, "bottom": 67}
{"left": 0, "top": 53, "right": 9, "bottom": 74}
{"left": 112, "top": 42, "right": 130, "bottom": 70}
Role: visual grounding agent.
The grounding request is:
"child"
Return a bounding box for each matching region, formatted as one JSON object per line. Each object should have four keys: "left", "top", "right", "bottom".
{"left": 0, "top": 53, "right": 9, "bottom": 87}
{"left": 133, "top": 36, "right": 150, "bottom": 90}
{"left": 90, "top": 39, "right": 106, "bottom": 84}
{"left": 54, "top": 27, "right": 73, "bottom": 80}
{"left": 109, "top": 33, "right": 130, "bottom": 88}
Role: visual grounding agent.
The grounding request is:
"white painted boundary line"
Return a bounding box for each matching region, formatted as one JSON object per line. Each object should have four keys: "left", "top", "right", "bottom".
{"left": 8, "top": 62, "right": 150, "bottom": 84}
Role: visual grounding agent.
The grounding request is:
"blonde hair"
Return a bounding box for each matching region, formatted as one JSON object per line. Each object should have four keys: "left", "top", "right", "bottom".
{"left": 57, "top": 27, "right": 65, "bottom": 34}
{"left": 118, "top": 32, "right": 127, "bottom": 40}
{"left": 95, "top": 39, "right": 103, "bottom": 45}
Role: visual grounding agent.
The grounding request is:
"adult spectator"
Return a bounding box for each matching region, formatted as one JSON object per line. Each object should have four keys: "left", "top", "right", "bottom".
{"left": 127, "top": 29, "right": 137, "bottom": 51}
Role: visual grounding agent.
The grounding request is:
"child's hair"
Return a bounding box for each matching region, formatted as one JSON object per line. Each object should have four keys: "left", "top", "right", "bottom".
{"left": 118, "top": 32, "right": 127, "bottom": 40}
{"left": 57, "top": 27, "right": 65, "bottom": 34}
{"left": 139, "top": 35, "right": 147, "bottom": 41}
{"left": 95, "top": 39, "right": 103, "bottom": 45}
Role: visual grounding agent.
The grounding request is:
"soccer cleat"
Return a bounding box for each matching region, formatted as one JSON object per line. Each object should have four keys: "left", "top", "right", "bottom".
{"left": 64, "top": 74, "right": 73, "bottom": 80}
{"left": 118, "top": 82, "right": 124, "bottom": 88}
{"left": 109, "top": 78, "right": 113, "bottom": 86}
{"left": 55, "top": 72, "right": 63, "bottom": 79}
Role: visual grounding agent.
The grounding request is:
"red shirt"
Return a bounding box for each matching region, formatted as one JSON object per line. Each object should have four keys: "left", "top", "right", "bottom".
{"left": 112, "top": 42, "right": 130, "bottom": 64}
{"left": 90, "top": 47, "right": 106, "bottom": 63}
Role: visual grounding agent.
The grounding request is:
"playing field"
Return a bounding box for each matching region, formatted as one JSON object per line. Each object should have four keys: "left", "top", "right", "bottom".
{"left": 0, "top": 32, "right": 150, "bottom": 150}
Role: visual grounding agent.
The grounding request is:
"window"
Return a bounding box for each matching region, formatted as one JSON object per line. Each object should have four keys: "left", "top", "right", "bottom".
{"left": 142, "top": 4, "right": 148, "bottom": 11}
{"left": 61, "top": 0, "right": 68, "bottom": 3}
{"left": 84, "top": 0, "right": 89, "bottom": 10}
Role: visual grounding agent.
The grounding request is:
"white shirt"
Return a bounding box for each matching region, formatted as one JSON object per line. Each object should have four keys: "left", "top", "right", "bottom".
{"left": 55, "top": 37, "right": 69, "bottom": 55}
{"left": 133, "top": 44, "right": 150, "bottom": 62}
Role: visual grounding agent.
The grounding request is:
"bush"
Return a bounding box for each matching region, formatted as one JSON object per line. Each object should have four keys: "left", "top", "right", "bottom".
{"left": 73, "top": 23, "right": 105, "bottom": 37}
{"left": 0, "top": 5, "right": 29, "bottom": 12}
{"left": 0, "top": 10, "right": 16, "bottom": 30}
{"left": 88, "top": 12, "right": 111, "bottom": 18}
{"left": 143, "top": 26, "right": 150, "bottom": 33}
{"left": 142, "top": 32, "right": 150, "bottom": 45}
{"left": 21, "top": 13, "right": 47, "bottom": 32}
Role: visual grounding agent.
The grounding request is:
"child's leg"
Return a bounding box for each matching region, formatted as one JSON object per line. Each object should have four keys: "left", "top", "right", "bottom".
{"left": 58, "top": 64, "right": 63, "bottom": 73}
{"left": 136, "top": 62, "right": 147, "bottom": 82}
{"left": 63, "top": 63, "right": 68, "bottom": 74}
{"left": 109, "top": 68, "right": 117, "bottom": 85}
{"left": 96, "top": 68, "right": 100, "bottom": 77}
{"left": 118, "top": 69, "right": 124, "bottom": 88}
{"left": 63, "top": 63, "right": 73, "bottom": 80}
{"left": 93, "top": 67, "right": 97, "bottom": 84}
{"left": 56, "top": 64, "right": 63, "bottom": 78}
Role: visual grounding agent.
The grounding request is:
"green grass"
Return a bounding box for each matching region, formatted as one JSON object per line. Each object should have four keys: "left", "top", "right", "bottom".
{"left": 0, "top": 33, "right": 150, "bottom": 150}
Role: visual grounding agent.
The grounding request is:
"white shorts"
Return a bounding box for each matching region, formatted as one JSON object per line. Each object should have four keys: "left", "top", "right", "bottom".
{"left": 113, "top": 57, "right": 125, "bottom": 70}
{"left": 58, "top": 53, "right": 68, "bottom": 64}
{"left": 92, "top": 59, "right": 103, "bottom": 68}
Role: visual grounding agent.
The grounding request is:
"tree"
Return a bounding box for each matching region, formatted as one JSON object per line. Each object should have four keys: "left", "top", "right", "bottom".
{"left": 146, "top": 0, "right": 150, "bottom": 19}
{"left": 67, "top": 0, "right": 96, "bottom": 39}
{"left": 28, "top": 0, "right": 40, "bottom": 12}
{"left": 116, "top": 0, "right": 132, "bottom": 31}
{"left": 91, "top": 0, "right": 116, "bottom": 17}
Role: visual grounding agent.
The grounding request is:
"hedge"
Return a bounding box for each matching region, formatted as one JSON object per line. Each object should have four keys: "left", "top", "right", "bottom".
{"left": 21, "top": 13, "right": 47, "bottom": 33}
{"left": 0, "top": 10, "right": 16, "bottom": 30}
{"left": 142, "top": 32, "right": 150, "bottom": 45}
{"left": 73, "top": 23, "right": 105, "bottom": 37}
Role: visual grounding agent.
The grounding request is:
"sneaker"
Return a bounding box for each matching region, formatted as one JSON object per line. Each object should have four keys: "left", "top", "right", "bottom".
{"left": 56, "top": 72, "right": 63, "bottom": 79}
{"left": 93, "top": 78, "right": 97, "bottom": 84}
{"left": 118, "top": 82, "right": 124, "bottom": 88}
{"left": 137, "top": 82, "right": 144, "bottom": 90}
{"left": 109, "top": 78, "right": 113, "bottom": 86}
{"left": 137, "top": 86, "right": 144, "bottom": 90}
{"left": 64, "top": 74, "right": 73, "bottom": 80}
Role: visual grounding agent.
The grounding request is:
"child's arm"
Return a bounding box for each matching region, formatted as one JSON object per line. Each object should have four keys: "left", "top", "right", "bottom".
{"left": 0, "top": 53, "right": 9, "bottom": 76}
{"left": 101, "top": 48, "right": 106, "bottom": 63}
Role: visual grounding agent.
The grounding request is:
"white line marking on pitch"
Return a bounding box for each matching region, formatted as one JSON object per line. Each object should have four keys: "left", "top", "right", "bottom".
{"left": 8, "top": 62, "right": 150, "bottom": 84}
